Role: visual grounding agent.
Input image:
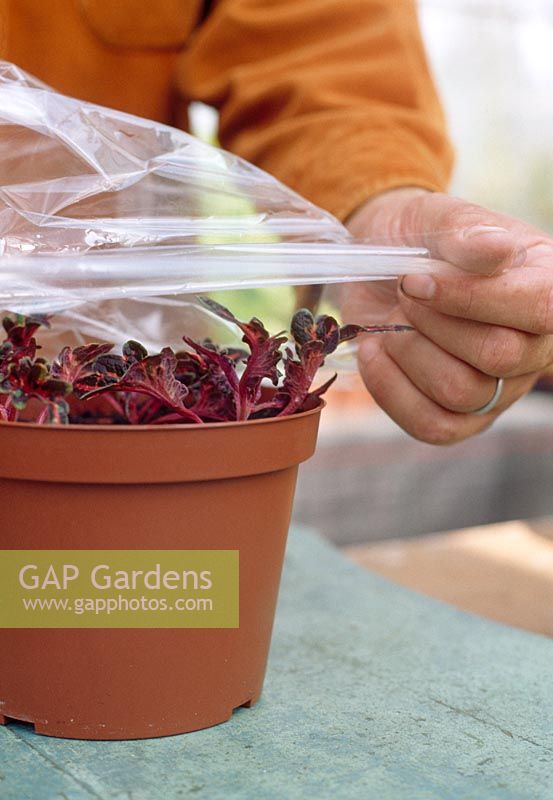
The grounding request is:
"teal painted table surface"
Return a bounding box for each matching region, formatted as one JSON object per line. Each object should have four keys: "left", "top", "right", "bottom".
{"left": 1, "top": 526, "right": 552, "bottom": 800}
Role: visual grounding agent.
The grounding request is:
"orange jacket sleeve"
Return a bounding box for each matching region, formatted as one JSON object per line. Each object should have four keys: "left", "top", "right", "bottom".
{"left": 179, "top": 0, "right": 454, "bottom": 221}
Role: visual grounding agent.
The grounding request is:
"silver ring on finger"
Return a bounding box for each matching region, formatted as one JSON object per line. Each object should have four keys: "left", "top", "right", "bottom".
{"left": 470, "top": 377, "right": 505, "bottom": 416}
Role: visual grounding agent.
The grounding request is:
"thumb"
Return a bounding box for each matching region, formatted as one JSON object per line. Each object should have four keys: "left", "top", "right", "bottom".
{"left": 406, "top": 194, "right": 525, "bottom": 276}
{"left": 351, "top": 190, "right": 526, "bottom": 276}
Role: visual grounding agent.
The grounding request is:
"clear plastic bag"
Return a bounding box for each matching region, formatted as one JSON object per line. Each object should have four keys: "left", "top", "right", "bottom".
{"left": 0, "top": 61, "right": 432, "bottom": 348}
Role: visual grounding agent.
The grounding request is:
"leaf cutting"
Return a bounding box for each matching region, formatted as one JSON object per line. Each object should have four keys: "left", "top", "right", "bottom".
{"left": 0, "top": 299, "right": 411, "bottom": 425}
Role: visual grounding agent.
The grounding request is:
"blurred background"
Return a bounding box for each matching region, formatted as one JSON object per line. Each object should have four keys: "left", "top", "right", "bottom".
{"left": 421, "top": 0, "right": 553, "bottom": 228}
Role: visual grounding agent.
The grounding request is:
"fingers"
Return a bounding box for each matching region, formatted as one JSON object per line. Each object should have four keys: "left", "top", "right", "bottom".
{"left": 358, "top": 334, "right": 538, "bottom": 445}
{"left": 364, "top": 191, "right": 526, "bottom": 276}
{"left": 423, "top": 221, "right": 525, "bottom": 277}
{"left": 358, "top": 336, "right": 483, "bottom": 444}
{"left": 344, "top": 189, "right": 553, "bottom": 443}
{"left": 382, "top": 329, "right": 497, "bottom": 413}
{"left": 399, "top": 265, "right": 553, "bottom": 335}
{"left": 412, "top": 194, "right": 526, "bottom": 275}
{"left": 397, "top": 293, "right": 553, "bottom": 378}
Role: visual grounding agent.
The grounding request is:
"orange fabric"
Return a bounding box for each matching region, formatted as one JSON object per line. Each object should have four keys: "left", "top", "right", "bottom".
{"left": 0, "top": 0, "right": 196, "bottom": 122}
{"left": 181, "top": 0, "right": 454, "bottom": 219}
{"left": 0, "top": 0, "right": 453, "bottom": 220}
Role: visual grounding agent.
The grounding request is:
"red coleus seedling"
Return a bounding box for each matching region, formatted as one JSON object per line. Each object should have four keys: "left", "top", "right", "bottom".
{"left": 0, "top": 315, "right": 72, "bottom": 423}
{"left": 0, "top": 299, "right": 411, "bottom": 425}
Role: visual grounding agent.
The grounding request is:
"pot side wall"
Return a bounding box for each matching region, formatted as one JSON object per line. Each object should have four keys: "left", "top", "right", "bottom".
{"left": 0, "top": 408, "right": 320, "bottom": 740}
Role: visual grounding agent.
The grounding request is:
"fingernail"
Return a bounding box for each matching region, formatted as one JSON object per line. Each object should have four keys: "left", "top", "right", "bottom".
{"left": 510, "top": 245, "right": 527, "bottom": 269}
{"left": 400, "top": 274, "right": 436, "bottom": 300}
{"left": 463, "top": 225, "right": 509, "bottom": 239}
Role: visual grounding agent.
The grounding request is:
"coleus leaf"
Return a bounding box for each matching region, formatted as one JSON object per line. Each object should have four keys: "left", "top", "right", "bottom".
{"left": 291, "top": 308, "right": 411, "bottom": 353}
{"left": 2, "top": 314, "right": 50, "bottom": 350}
{"left": 275, "top": 308, "right": 413, "bottom": 415}
{"left": 122, "top": 340, "right": 148, "bottom": 364}
{"left": 1, "top": 318, "right": 39, "bottom": 370}
{"left": 175, "top": 343, "right": 247, "bottom": 421}
{"left": 188, "top": 380, "right": 233, "bottom": 422}
{"left": 197, "top": 297, "right": 287, "bottom": 420}
{"left": 84, "top": 347, "right": 203, "bottom": 424}
{"left": 74, "top": 342, "right": 144, "bottom": 396}
{"left": 237, "top": 327, "right": 287, "bottom": 420}
{"left": 174, "top": 350, "right": 209, "bottom": 388}
{"left": 52, "top": 343, "right": 114, "bottom": 386}
{"left": 275, "top": 341, "right": 328, "bottom": 416}
{"left": 0, "top": 318, "right": 95, "bottom": 424}
{"left": 182, "top": 336, "right": 240, "bottom": 413}
{"left": 0, "top": 315, "right": 53, "bottom": 382}
{"left": 308, "top": 372, "right": 338, "bottom": 399}
{"left": 0, "top": 303, "right": 412, "bottom": 425}
{"left": 339, "top": 322, "right": 413, "bottom": 341}
{"left": 86, "top": 353, "right": 127, "bottom": 385}
{"left": 0, "top": 354, "right": 71, "bottom": 423}
{"left": 11, "top": 358, "right": 71, "bottom": 403}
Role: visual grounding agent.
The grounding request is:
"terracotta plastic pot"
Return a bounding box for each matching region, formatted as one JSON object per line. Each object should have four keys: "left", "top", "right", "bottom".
{"left": 0, "top": 403, "right": 322, "bottom": 740}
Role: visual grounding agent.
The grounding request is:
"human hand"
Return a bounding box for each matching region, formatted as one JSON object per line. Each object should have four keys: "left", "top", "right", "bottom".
{"left": 343, "top": 188, "right": 553, "bottom": 444}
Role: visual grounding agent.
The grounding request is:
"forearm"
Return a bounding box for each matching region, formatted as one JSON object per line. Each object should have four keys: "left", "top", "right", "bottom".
{"left": 180, "top": 0, "right": 454, "bottom": 220}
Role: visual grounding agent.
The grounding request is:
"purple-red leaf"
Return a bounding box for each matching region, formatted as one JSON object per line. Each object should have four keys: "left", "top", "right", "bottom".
{"left": 182, "top": 336, "right": 240, "bottom": 418}
{"left": 0, "top": 304, "right": 411, "bottom": 425}
{"left": 52, "top": 343, "right": 113, "bottom": 384}
{"left": 122, "top": 340, "right": 148, "bottom": 364}
{"left": 87, "top": 347, "right": 202, "bottom": 424}
{"left": 290, "top": 308, "right": 317, "bottom": 346}
{"left": 339, "top": 322, "right": 413, "bottom": 341}
{"left": 277, "top": 341, "right": 327, "bottom": 415}
{"left": 309, "top": 373, "right": 338, "bottom": 399}
{"left": 198, "top": 296, "right": 286, "bottom": 419}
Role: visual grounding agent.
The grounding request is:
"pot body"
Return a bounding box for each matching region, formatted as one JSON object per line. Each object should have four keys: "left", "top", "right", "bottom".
{"left": 0, "top": 406, "right": 321, "bottom": 740}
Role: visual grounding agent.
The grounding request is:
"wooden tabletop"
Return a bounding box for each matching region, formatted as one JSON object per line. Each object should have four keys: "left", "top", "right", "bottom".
{"left": 1, "top": 526, "right": 552, "bottom": 799}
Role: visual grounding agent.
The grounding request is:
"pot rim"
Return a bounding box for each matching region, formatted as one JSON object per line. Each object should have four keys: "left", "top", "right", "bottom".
{"left": 0, "top": 399, "right": 325, "bottom": 433}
